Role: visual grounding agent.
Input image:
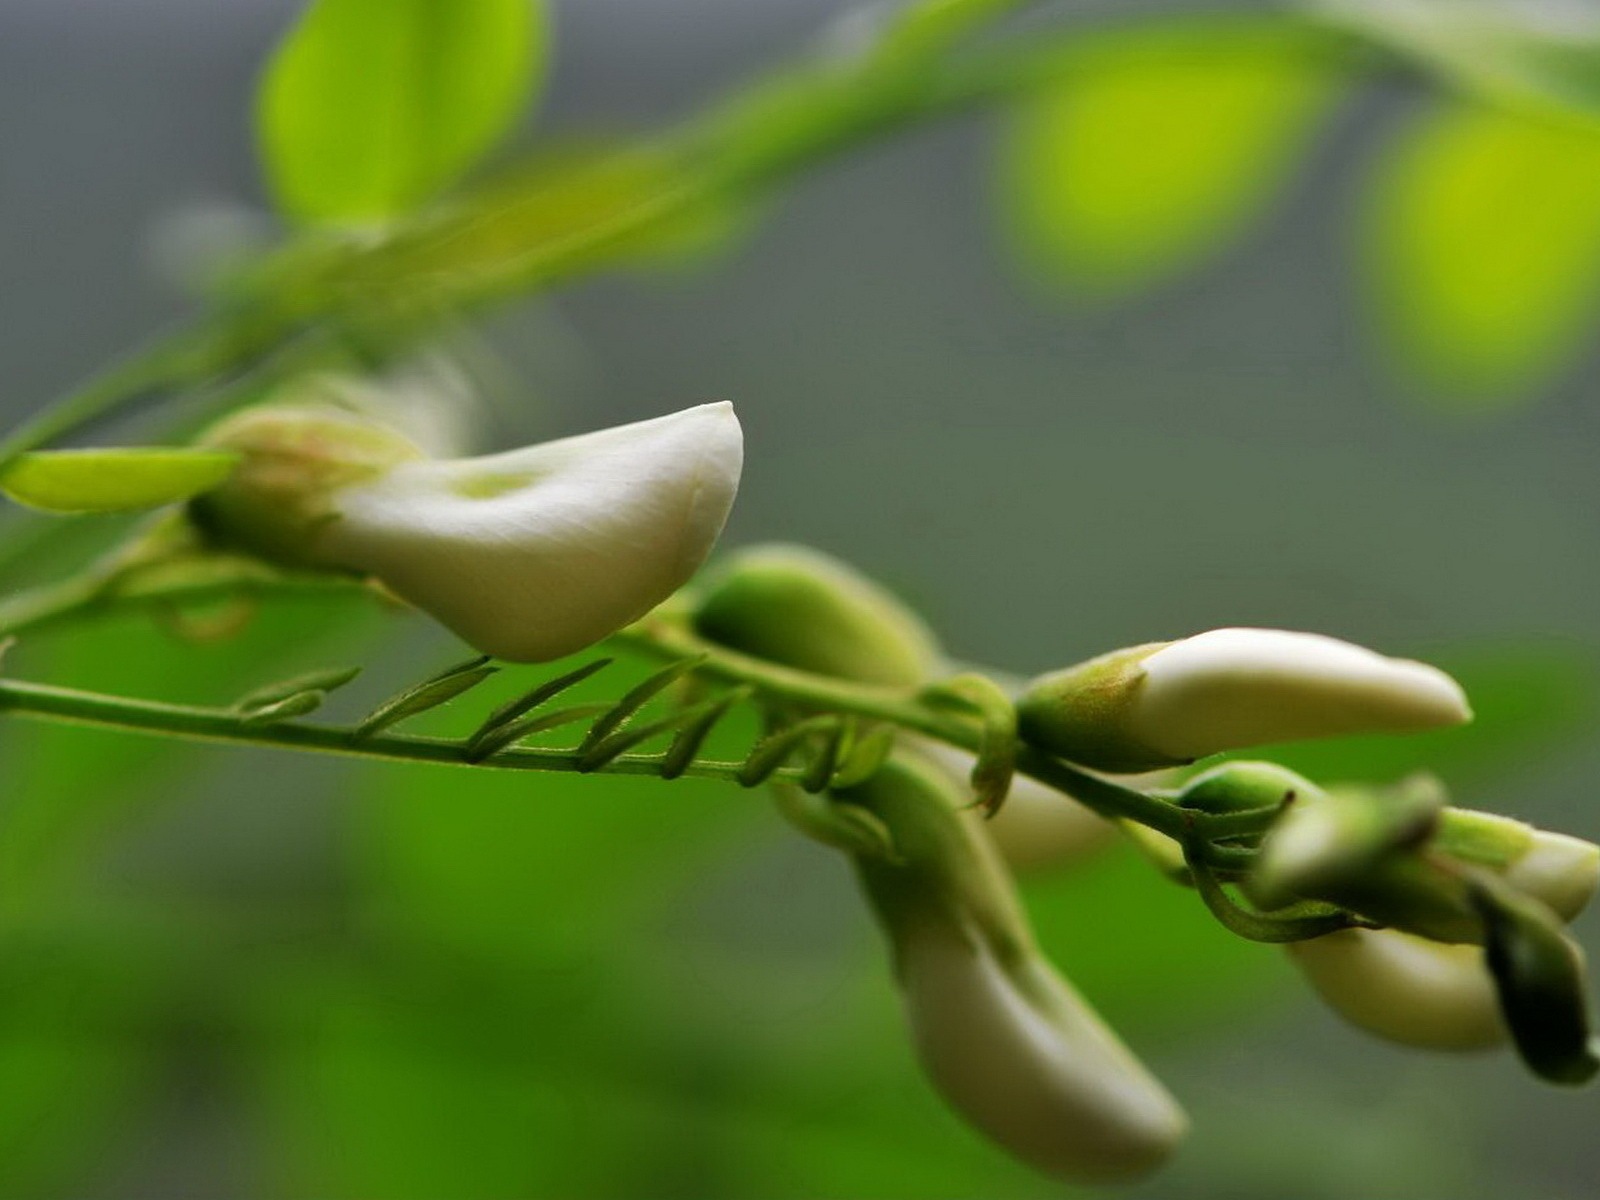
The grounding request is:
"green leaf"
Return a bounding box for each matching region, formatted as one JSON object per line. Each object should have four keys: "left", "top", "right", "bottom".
{"left": 258, "top": 0, "right": 547, "bottom": 223}
{"left": 1315, "top": 0, "right": 1600, "bottom": 125}
{"left": 352, "top": 656, "right": 498, "bottom": 740}
{"left": 1003, "top": 20, "right": 1346, "bottom": 293}
{"left": 0, "top": 449, "right": 239, "bottom": 514}
{"left": 1366, "top": 101, "right": 1600, "bottom": 404}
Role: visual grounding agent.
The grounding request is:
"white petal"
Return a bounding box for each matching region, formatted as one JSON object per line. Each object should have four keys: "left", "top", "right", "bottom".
{"left": 318, "top": 402, "right": 742, "bottom": 661}
{"left": 1132, "top": 628, "right": 1471, "bottom": 759}
{"left": 1506, "top": 831, "right": 1600, "bottom": 922}
{"left": 1286, "top": 928, "right": 1505, "bottom": 1051}
{"left": 898, "top": 917, "right": 1187, "bottom": 1183}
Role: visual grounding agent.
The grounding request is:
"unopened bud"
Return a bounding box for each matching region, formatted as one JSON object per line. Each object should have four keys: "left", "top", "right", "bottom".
{"left": 1251, "top": 775, "right": 1444, "bottom": 911}
{"left": 843, "top": 756, "right": 1186, "bottom": 1183}
{"left": 1286, "top": 929, "right": 1505, "bottom": 1051}
{"left": 195, "top": 400, "right": 743, "bottom": 662}
{"left": 1018, "top": 629, "right": 1471, "bottom": 772}
{"left": 1469, "top": 878, "right": 1600, "bottom": 1085}
{"left": 691, "top": 544, "right": 941, "bottom": 686}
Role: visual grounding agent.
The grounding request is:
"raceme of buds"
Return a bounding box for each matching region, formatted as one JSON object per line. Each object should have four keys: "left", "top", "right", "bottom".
{"left": 1286, "top": 930, "right": 1507, "bottom": 1051}
{"left": 194, "top": 401, "right": 743, "bottom": 662}
{"left": 842, "top": 754, "right": 1187, "bottom": 1184}
{"left": 1017, "top": 629, "right": 1471, "bottom": 773}
{"left": 691, "top": 543, "right": 942, "bottom": 686}
{"left": 1253, "top": 788, "right": 1600, "bottom": 943}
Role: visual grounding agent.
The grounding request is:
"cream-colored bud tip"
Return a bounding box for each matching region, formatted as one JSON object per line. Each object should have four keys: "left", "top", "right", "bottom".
{"left": 1130, "top": 628, "right": 1471, "bottom": 760}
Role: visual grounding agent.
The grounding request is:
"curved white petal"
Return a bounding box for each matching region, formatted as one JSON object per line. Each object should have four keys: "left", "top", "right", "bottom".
{"left": 318, "top": 402, "right": 742, "bottom": 661}
{"left": 1286, "top": 928, "right": 1504, "bottom": 1051}
{"left": 1506, "top": 831, "right": 1600, "bottom": 922}
{"left": 898, "top": 917, "right": 1188, "bottom": 1183}
{"left": 1132, "top": 628, "right": 1471, "bottom": 760}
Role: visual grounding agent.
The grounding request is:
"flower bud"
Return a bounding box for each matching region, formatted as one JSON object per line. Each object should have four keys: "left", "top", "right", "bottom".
{"left": 918, "top": 740, "right": 1116, "bottom": 871}
{"left": 691, "top": 544, "right": 941, "bottom": 687}
{"left": 844, "top": 756, "right": 1186, "bottom": 1183}
{"left": 194, "top": 401, "right": 743, "bottom": 662}
{"left": 1286, "top": 929, "right": 1505, "bottom": 1051}
{"left": 1503, "top": 830, "right": 1600, "bottom": 923}
{"left": 1018, "top": 629, "right": 1471, "bottom": 772}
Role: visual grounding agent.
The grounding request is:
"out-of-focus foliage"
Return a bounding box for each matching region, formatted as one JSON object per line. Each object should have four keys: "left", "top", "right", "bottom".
{"left": 1364, "top": 103, "right": 1600, "bottom": 403}
{"left": 258, "top": 0, "right": 548, "bottom": 223}
{"left": 1003, "top": 19, "right": 1346, "bottom": 293}
{"left": 1315, "top": 0, "right": 1600, "bottom": 122}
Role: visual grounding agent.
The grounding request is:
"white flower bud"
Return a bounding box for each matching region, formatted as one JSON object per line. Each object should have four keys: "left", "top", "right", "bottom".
{"left": 893, "top": 916, "right": 1188, "bottom": 1184}
{"left": 1019, "top": 628, "right": 1471, "bottom": 771}
{"left": 1505, "top": 830, "right": 1600, "bottom": 923}
{"left": 848, "top": 756, "right": 1185, "bottom": 1183}
{"left": 1286, "top": 929, "right": 1505, "bottom": 1051}
{"left": 197, "top": 401, "right": 743, "bottom": 662}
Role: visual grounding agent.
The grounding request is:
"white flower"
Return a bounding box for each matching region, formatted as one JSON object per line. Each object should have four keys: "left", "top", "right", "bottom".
{"left": 894, "top": 915, "right": 1188, "bottom": 1184}
{"left": 1285, "top": 823, "right": 1598, "bottom": 1052}
{"left": 1286, "top": 929, "right": 1505, "bottom": 1050}
{"left": 1019, "top": 628, "right": 1471, "bottom": 771}
{"left": 847, "top": 755, "right": 1185, "bottom": 1183}
{"left": 198, "top": 401, "right": 743, "bottom": 661}
{"left": 1504, "top": 830, "right": 1600, "bottom": 922}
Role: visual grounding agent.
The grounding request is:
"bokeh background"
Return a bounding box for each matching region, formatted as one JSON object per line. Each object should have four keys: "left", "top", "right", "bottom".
{"left": 2, "top": 0, "right": 1599, "bottom": 1196}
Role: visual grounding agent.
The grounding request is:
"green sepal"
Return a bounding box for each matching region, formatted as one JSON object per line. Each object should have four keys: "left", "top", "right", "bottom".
{"left": 0, "top": 448, "right": 240, "bottom": 514}
{"left": 1468, "top": 875, "right": 1600, "bottom": 1086}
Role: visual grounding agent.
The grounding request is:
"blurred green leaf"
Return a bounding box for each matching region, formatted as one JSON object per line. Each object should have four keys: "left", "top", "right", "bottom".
{"left": 0, "top": 449, "right": 239, "bottom": 514}
{"left": 1226, "top": 641, "right": 1600, "bottom": 796}
{"left": 1316, "top": 0, "right": 1600, "bottom": 124}
{"left": 0, "top": 596, "right": 385, "bottom": 908}
{"left": 1003, "top": 20, "right": 1346, "bottom": 293}
{"left": 1366, "top": 101, "right": 1600, "bottom": 403}
{"left": 258, "top": 0, "right": 547, "bottom": 223}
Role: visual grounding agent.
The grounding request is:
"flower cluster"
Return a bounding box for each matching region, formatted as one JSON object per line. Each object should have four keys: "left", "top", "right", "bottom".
{"left": 185, "top": 392, "right": 1600, "bottom": 1183}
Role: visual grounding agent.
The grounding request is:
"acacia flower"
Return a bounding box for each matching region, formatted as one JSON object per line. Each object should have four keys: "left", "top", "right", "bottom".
{"left": 846, "top": 755, "right": 1187, "bottom": 1183}
{"left": 195, "top": 400, "right": 743, "bottom": 661}
{"left": 1018, "top": 628, "right": 1472, "bottom": 772}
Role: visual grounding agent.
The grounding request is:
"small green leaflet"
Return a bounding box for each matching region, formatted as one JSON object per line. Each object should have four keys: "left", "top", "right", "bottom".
{"left": 0, "top": 449, "right": 239, "bottom": 514}
{"left": 1003, "top": 19, "right": 1346, "bottom": 293}
{"left": 1366, "top": 102, "right": 1600, "bottom": 405}
{"left": 258, "top": 0, "right": 548, "bottom": 224}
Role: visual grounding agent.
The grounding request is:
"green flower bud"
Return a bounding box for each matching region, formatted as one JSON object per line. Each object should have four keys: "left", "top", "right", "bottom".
{"left": 1250, "top": 775, "right": 1444, "bottom": 911}
{"left": 1018, "top": 629, "right": 1471, "bottom": 772}
{"left": 691, "top": 544, "right": 941, "bottom": 686}
{"left": 1469, "top": 878, "right": 1600, "bottom": 1085}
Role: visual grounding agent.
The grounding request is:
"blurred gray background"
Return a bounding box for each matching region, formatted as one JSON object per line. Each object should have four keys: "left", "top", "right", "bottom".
{"left": 3, "top": 1, "right": 1599, "bottom": 1197}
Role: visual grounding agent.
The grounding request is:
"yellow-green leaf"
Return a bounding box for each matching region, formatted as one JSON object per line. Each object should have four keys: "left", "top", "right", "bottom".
{"left": 1003, "top": 20, "right": 1346, "bottom": 293}
{"left": 0, "top": 449, "right": 240, "bottom": 514}
{"left": 1366, "top": 102, "right": 1600, "bottom": 404}
{"left": 258, "top": 0, "right": 547, "bottom": 224}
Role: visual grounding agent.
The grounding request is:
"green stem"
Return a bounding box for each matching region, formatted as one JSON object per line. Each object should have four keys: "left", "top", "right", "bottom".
{"left": 0, "top": 676, "right": 778, "bottom": 786}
